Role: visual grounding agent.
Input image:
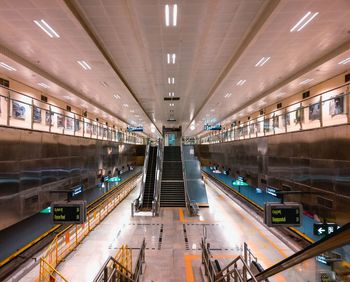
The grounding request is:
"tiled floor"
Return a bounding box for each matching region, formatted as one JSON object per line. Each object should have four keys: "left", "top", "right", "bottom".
{"left": 18, "top": 180, "right": 319, "bottom": 282}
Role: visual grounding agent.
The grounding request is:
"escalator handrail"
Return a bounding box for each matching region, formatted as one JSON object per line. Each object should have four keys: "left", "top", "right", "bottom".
{"left": 153, "top": 139, "right": 164, "bottom": 215}
{"left": 180, "top": 144, "right": 191, "bottom": 215}
{"left": 137, "top": 143, "right": 150, "bottom": 208}
{"left": 252, "top": 222, "right": 350, "bottom": 281}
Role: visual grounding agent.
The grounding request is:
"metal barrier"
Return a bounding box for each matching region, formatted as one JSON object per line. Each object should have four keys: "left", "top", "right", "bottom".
{"left": 201, "top": 238, "right": 258, "bottom": 282}
{"left": 93, "top": 238, "right": 146, "bottom": 282}
{"left": 38, "top": 175, "right": 141, "bottom": 282}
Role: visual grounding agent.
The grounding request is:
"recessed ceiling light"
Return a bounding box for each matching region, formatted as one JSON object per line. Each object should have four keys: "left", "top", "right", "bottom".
{"left": 168, "top": 77, "right": 175, "bottom": 84}
{"left": 255, "top": 57, "right": 271, "bottom": 67}
{"left": 338, "top": 57, "right": 350, "bottom": 65}
{"left": 113, "top": 94, "right": 120, "bottom": 99}
{"left": 236, "top": 80, "right": 246, "bottom": 86}
{"left": 33, "top": 19, "right": 60, "bottom": 38}
{"left": 0, "top": 62, "right": 16, "bottom": 71}
{"left": 290, "top": 12, "right": 319, "bottom": 32}
{"left": 167, "top": 53, "right": 176, "bottom": 64}
{"left": 77, "top": 60, "right": 91, "bottom": 70}
{"left": 190, "top": 124, "right": 195, "bottom": 131}
{"left": 38, "top": 82, "right": 49, "bottom": 88}
{"left": 165, "top": 4, "right": 178, "bottom": 27}
{"left": 123, "top": 103, "right": 129, "bottom": 107}
{"left": 299, "top": 78, "right": 313, "bottom": 85}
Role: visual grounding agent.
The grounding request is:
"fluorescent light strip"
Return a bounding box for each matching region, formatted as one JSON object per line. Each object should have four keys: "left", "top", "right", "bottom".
{"left": 81, "top": 61, "right": 91, "bottom": 70}
{"left": 172, "top": 53, "right": 176, "bottom": 64}
{"left": 224, "top": 93, "right": 232, "bottom": 98}
{"left": 33, "top": 20, "right": 60, "bottom": 38}
{"left": 260, "top": 57, "right": 270, "bottom": 66}
{"left": 338, "top": 57, "right": 350, "bottom": 65}
{"left": 0, "top": 62, "right": 16, "bottom": 71}
{"left": 123, "top": 104, "right": 129, "bottom": 107}
{"left": 172, "top": 77, "right": 175, "bottom": 83}
{"left": 173, "top": 4, "right": 177, "bottom": 26}
{"left": 113, "top": 94, "right": 120, "bottom": 99}
{"left": 77, "top": 61, "right": 87, "bottom": 70}
{"left": 236, "top": 80, "right": 246, "bottom": 86}
{"left": 165, "top": 5, "right": 170, "bottom": 26}
{"left": 297, "top": 12, "right": 319, "bottom": 31}
{"left": 38, "top": 82, "right": 49, "bottom": 88}
{"left": 290, "top": 12, "right": 311, "bottom": 32}
{"left": 299, "top": 78, "right": 313, "bottom": 85}
{"left": 167, "top": 54, "right": 170, "bottom": 64}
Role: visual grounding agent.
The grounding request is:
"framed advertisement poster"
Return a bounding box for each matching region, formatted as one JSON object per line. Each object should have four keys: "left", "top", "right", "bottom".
{"left": 33, "top": 106, "right": 42, "bottom": 123}
{"left": 74, "top": 119, "right": 80, "bottom": 131}
{"left": 66, "top": 117, "right": 73, "bottom": 130}
{"left": 57, "top": 114, "right": 64, "bottom": 128}
{"left": 85, "top": 122, "right": 91, "bottom": 134}
{"left": 45, "top": 110, "right": 54, "bottom": 126}
{"left": 329, "top": 94, "right": 344, "bottom": 117}
{"left": 12, "top": 100, "right": 26, "bottom": 120}
{"left": 309, "top": 102, "right": 321, "bottom": 121}
{"left": 272, "top": 115, "right": 279, "bottom": 128}
{"left": 294, "top": 107, "right": 304, "bottom": 124}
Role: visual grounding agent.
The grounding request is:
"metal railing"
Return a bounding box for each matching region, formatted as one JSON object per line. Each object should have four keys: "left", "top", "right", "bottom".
{"left": 180, "top": 144, "right": 191, "bottom": 216}
{"left": 0, "top": 84, "right": 145, "bottom": 145}
{"left": 93, "top": 238, "right": 146, "bottom": 282}
{"left": 201, "top": 238, "right": 257, "bottom": 282}
{"left": 198, "top": 82, "right": 350, "bottom": 145}
{"left": 152, "top": 139, "right": 164, "bottom": 216}
{"left": 38, "top": 174, "right": 142, "bottom": 282}
{"left": 135, "top": 143, "right": 150, "bottom": 210}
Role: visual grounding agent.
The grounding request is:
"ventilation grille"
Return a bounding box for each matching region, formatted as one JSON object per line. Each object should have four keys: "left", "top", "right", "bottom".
{"left": 302, "top": 91, "right": 310, "bottom": 99}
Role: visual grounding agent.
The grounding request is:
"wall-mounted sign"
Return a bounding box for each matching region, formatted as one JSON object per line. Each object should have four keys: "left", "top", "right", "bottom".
{"left": 127, "top": 126, "right": 143, "bottom": 132}
{"left": 204, "top": 124, "right": 222, "bottom": 131}
{"left": 313, "top": 223, "right": 340, "bottom": 236}
{"left": 107, "top": 176, "right": 121, "bottom": 183}
{"left": 104, "top": 176, "right": 109, "bottom": 182}
{"left": 266, "top": 187, "right": 281, "bottom": 197}
{"left": 264, "top": 202, "right": 302, "bottom": 227}
{"left": 51, "top": 201, "right": 87, "bottom": 224}
{"left": 71, "top": 185, "right": 83, "bottom": 197}
{"left": 232, "top": 176, "right": 248, "bottom": 187}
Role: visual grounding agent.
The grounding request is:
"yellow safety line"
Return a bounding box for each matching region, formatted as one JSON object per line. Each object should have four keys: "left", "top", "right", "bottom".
{"left": 203, "top": 171, "right": 315, "bottom": 244}
{"left": 0, "top": 171, "right": 141, "bottom": 268}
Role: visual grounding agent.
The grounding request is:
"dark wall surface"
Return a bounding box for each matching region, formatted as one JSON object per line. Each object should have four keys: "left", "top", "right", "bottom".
{"left": 195, "top": 124, "right": 350, "bottom": 224}
{"left": 0, "top": 127, "right": 145, "bottom": 230}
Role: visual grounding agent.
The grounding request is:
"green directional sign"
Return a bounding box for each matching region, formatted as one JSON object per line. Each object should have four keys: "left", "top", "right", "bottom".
{"left": 108, "top": 176, "right": 121, "bottom": 182}
{"left": 313, "top": 223, "right": 340, "bottom": 236}
{"left": 40, "top": 206, "right": 51, "bottom": 214}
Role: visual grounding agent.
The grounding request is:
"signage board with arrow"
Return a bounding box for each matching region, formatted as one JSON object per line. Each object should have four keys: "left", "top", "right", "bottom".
{"left": 313, "top": 223, "right": 340, "bottom": 236}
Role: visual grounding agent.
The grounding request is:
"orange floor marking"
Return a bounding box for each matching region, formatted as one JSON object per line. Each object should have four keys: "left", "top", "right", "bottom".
{"left": 177, "top": 208, "right": 214, "bottom": 223}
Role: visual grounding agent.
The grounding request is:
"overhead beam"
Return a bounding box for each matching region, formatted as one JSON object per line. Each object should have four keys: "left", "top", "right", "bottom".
{"left": 64, "top": 0, "right": 162, "bottom": 136}
{"left": 185, "top": 0, "right": 281, "bottom": 133}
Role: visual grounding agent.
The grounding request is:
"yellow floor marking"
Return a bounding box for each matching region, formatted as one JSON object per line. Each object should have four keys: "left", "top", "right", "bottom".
{"left": 178, "top": 208, "right": 214, "bottom": 223}
{"left": 184, "top": 254, "right": 238, "bottom": 282}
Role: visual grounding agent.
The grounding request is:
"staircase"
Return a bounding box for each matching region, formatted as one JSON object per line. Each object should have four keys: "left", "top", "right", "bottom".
{"left": 160, "top": 146, "right": 186, "bottom": 207}
{"left": 141, "top": 146, "right": 157, "bottom": 210}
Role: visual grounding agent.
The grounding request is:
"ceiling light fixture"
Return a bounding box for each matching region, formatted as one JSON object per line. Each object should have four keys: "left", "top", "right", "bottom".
{"left": 113, "top": 94, "right": 121, "bottom": 99}
{"left": 210, "top": 109, "right": 215, "bottom": 112}
{"left": 130, "top": 109, "right": 135, "bottom": 113}
{"left": 168, "top": 77, "right": 175, "bottom": 84}
{"left": 299, "top": 78, "right": 313, "bottom": 85}
{"left": 0, "top": 62, "right": 16, "bottom": 71}
{"left": 77, "top": 60, "right": 91, "bottom": 70}
{"left": 38, "top": 82, "right": 50, "bottom": 88}
{"left": 224, "top": 93, "right": 232, "bottom": 98}
{"left": 236, "top": 80, "right": 246, "bottom": 86}
{"left": 100, "top": 81, "right": 109, "bottom": 87}
{"left": 33, "top": 19, "right": 60, "bottom": 38}
{"left": 165, "top": 4, "right": 178, "bottom": 27}
{"left": 338, "top": 57, "right": 350, "bottom": 65}
{"left": 169, "top": 103, "right": 174, "bottom": 107}
{"left": 290, "top": 12, "right": 319, "bottom": 32}
{"left": 255, "top": 57, "right": 271, "bottom": 67}
{"left": 123, "top": 103, "right": 129, "bottom": 107}
{"left": 167, "top": 53, "right": 176, "bottom": 64}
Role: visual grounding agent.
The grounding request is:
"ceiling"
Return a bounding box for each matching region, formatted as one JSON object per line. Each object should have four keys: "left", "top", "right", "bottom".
{"left": 0, "top": 0, "right": 349, "bottom": 138}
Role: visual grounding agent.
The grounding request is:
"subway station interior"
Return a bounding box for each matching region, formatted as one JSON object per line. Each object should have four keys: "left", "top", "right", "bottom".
{"left": 0, "top": 0, "right": 350, "bottom": 281}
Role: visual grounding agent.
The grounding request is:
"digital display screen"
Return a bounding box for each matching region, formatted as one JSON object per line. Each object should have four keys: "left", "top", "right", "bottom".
{"left": 53, "top": 206, "right": 81, "bottom": 222}
{"left": 270, "top": 207, "right": 300, "bottom": 225}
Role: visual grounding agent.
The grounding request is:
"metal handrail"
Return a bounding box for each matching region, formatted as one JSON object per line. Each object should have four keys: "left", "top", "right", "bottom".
{"left": 136, "top": 143, "right": 150, "bottom": 209}
{"left": 201, "top": 238, "right": 258, "bottom": 282}
{"left": 152, "top": 139, "right": 163, "bottom": 216}
{"left": 180, "top": 144, "right": 191, "bottom": 216}
{"left": 93, "top": 238, "right": 146, "bottom": 282}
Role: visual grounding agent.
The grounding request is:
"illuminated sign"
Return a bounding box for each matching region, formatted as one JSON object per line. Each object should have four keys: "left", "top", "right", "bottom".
{"left": 107, "top": 176, "right": 121, "bottom": 183}
{"left": 232, "top": 177, "right": 248, "bottom": 187}
{"left": 104, "top": 176, "right": 109, "bottom": 182}
{"left": 264, "top": 202, "right": 302, "bottom": 227}
{"left": 51, "top": 201, "right": 87, "bottom": 224}
{"left": 71, "top": 185, "right": 83, "bottom": 197}
{"left": 204, "top": 124, "right": 222, "bottom": 131}
{"left": 127, "top": 126, "right": 143, "bottom": 132}
{"left": 266, "top": 187, "right": 281, "bottom": 197}
{"left": 313, "top": 223, "right": 340, "bottom": 236}
{"left": 40, "top": 206, "right": 51, "bottom": 214}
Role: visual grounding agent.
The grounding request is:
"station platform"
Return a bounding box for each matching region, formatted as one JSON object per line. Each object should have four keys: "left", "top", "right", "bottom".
{"left": 0, "top": 167, "right": 142, "bottom": 265}
{"left": 15, "top": 177, "right": 319, "bottom": 282}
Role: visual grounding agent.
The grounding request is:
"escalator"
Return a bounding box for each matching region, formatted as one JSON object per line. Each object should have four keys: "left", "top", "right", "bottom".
{"left": 140, "top": 146, "right": 157, "bottom": 210}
